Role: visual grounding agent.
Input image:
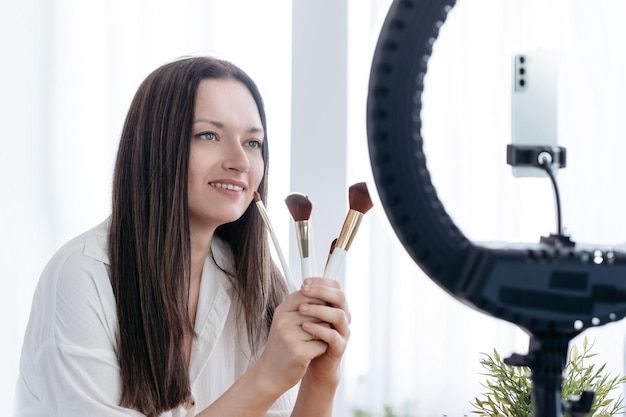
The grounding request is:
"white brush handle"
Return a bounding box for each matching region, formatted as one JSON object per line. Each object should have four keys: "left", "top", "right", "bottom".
{"left": 301, "top": 256, "right": 315, "bottom": 279}
{"left": 308, "top": 220, "right": 317, "bottom": 277}
{"left": 269, "top": 232, "right": 297, "bottom": 293}
{"left": 323, "top": 248, "right": 347, "bottom": 279}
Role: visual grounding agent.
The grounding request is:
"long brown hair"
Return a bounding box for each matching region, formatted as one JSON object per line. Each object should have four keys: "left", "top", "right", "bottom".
{"left": 109, "top": 56, "right": 287, "bottom": 416}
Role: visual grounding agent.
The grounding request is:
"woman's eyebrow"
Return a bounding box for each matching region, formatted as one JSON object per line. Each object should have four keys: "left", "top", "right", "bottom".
{"left": 193, "top": 118, "right": 224, "bottom": 128}
{"left": 194, "top": 119, "right": 264, "bottom": 135}
{"left": 248, "top": 126, "right": 264, "bottom": 135}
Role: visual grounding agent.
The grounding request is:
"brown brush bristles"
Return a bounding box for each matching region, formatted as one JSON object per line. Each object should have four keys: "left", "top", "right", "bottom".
{"left": 326, "top": 238, "right": 337, "bottom": 267}
{"left": 254, "top": 191, "right": 262, "bottom": 202}
{"left": 284, "top": 193, "right": 313, "bottom": 222}
{"left": 348, "top": 182, "right": 373, "bottom": 214}
{"left": 329, "top": 238, "right": 337, "bottom": 254}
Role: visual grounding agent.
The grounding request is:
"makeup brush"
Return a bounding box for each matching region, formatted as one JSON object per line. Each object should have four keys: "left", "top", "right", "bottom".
{"left": 323, "top": 182, "right": 373, "bottom": 279}
{"left": 254, "top": 191, "right": 297, "bottom": 292}
{"left": 325, "top": 238, "right": 337, "bottom": 269}
{"left": 285, "top": 193, "right": 316, "bottom": 279}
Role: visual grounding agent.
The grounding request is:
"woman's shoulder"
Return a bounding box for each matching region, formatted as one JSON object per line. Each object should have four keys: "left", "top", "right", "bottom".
{"left": 55, "top": 218, "right": 110, "bottom": 263}
{"left": 23, "top": 218, "right": 118, "bottom": 354}
{"left": 33, "top": 219, "right": 115, "bottom": 330}
{"left": 42, "top": 219, "right": 111, "bottom": 286}
{"left": 18, "top": 219, "right": 121, "bottom": 411}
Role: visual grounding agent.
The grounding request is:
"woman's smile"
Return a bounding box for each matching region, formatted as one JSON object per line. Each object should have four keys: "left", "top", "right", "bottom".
{"left": 208, "top": 181, "right": 246, "bottom": 192}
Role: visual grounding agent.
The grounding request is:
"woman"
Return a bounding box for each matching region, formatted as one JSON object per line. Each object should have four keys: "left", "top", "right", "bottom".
{"left": 15, "top": 56, "right": 351, "bottom": 416}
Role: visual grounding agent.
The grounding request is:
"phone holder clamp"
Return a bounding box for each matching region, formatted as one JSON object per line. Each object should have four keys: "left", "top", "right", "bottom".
{"left": 507, "top": 144, "right": 567, "bottom": 170}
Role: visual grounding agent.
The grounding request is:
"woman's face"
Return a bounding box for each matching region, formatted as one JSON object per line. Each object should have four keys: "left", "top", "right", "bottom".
{"left": 187, "top": 78, "right": 265, "bottom": 234}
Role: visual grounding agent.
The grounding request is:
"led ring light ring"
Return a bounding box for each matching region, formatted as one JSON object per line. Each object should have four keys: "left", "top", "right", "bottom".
{"left": 366, "top": 0, "right": 626, "bottom": 336}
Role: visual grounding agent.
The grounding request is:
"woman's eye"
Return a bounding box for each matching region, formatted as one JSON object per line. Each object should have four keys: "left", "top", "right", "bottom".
{"left": 245, "top": 140, "right": 263, "bottom": 149}
{"left": 198, "top": 132, "right": 217, "bottom": 141}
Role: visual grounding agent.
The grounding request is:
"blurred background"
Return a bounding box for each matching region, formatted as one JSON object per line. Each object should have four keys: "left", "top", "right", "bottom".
{"left": 3, "top": 0, "right": 626, "bottom": 415}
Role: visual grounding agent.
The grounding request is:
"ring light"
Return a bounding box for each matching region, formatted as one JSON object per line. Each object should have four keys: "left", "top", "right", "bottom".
{"left": 366, "top": 2, "right": 626, "bottom": 415}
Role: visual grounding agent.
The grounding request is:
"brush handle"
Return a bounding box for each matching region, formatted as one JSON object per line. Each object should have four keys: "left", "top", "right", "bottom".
{"left": 269, "top": 231, "right": 297, "bottom": 293}
{"left": 323, "top": 247, "right": 347, "bottom": 279}
{"left": 308, "top": 221, "right": 317, "bottom": 277}
{"left": 301, "top": 256, "right": 315, "bottom": 279}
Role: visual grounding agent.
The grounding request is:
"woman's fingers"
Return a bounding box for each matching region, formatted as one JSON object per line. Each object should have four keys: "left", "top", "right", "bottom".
{"left": 259, "top": 279, "right": 352, "bottom": 391}
{"left": 260, "top": 300, "right": 330, "bottom": 390}
{"left": 301, "top": 277, "right": 351, "bottom": 324}
{"left": 297, "top": 278, "right": 351, "bottom": 356}
{"left": 299, "top": 303, "right": 350, "bottom": 340}
{"left": 265, "top": 278, "right": 350, "bottom": 360}
{"left": 301, "top": 321, "right": 347, "bottom": 354}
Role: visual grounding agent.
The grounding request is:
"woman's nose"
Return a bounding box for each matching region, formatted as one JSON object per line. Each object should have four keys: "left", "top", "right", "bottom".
{"left": 222, "top": 141, "right": 250, "bottom": 172}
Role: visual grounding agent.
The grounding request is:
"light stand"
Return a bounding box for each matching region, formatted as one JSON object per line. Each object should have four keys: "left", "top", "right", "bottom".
{"left": 366, "top": 1, "right": 626, "bottom": 416}
{"left": 505, "top": 333, "right": 592, "bottom": 417}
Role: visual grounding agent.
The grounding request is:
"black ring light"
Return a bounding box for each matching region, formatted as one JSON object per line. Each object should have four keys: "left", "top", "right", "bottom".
{"left": 366, "top": 1, "right": 626, "bottom": 415}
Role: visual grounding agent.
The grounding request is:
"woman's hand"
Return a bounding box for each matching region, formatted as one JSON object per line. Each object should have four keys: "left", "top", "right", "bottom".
{"left": 254, "top": 285, "right": 333, "bottom": 394}
{"left": 298, "top": 277, "right": 351, "bottom": 387}
{"left": 193, "top": 279, "right": 349, "bottom": 417}
{"left": 254, "top": 277, "right": 351, "bottom": 395}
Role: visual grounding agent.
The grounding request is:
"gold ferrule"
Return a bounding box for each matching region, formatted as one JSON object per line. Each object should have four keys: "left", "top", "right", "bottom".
{"left": 294, "top": 221, "right": 310, "bottom": 258}
{"left": 336, "top": 210, "right": 363, "bottom": 251}
{"left": 255, "top": 202, "right": 274, "bottom": 233}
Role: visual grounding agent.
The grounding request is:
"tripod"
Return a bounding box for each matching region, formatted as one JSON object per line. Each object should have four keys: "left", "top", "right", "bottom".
{"left": 504, "top": 332, "right": 594, "bottom": 417}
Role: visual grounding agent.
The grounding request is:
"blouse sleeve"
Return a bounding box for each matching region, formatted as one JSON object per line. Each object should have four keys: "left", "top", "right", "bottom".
{"left": 16, "top": 236, "right": 144, "bottom": 417}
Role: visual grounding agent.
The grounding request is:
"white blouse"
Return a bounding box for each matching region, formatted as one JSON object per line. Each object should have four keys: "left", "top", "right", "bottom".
{"left": 14, "top": 219, "right": 294, "bottom": 416}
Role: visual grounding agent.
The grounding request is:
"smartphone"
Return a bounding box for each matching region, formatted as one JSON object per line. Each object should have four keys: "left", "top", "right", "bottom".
{"left": 510, "top": 49, "right": 558, "bottom": 178}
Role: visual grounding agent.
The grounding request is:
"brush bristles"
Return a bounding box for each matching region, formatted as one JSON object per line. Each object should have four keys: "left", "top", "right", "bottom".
{"left": 253, "top": 191, "right": 262, "bottom": 202}
{"left": 325, "top": 238, "right": 337, "bottom": 267}
{"left": 348, "top": 182, "right": 373, "bottom": 214}
{"left": 285, "top": 193, "right": 313, "bottom": 222}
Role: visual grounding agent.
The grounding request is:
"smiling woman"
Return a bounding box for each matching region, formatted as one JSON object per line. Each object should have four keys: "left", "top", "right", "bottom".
{"left": 1, "top": 0, "right": 295, "bottom": 413}
{"left": 15, "top": 56, "right": 351, "bottom": 417}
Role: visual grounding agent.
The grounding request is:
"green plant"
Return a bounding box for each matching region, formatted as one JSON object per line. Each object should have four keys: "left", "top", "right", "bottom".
{"left": 472, "top": 336, "right": 626, "bottom": 417}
